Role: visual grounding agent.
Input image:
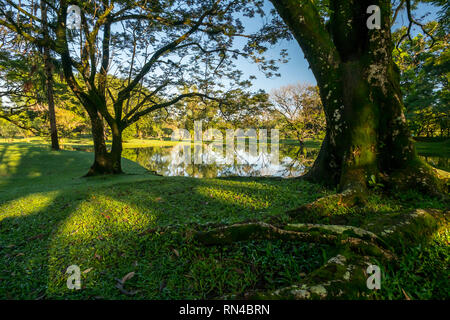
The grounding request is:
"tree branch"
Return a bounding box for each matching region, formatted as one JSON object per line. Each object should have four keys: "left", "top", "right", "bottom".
{"left": 396, "top": 0, "right": 436, "bottom": 49}
{"left": 116, "top": 0, "right": 221, "bottom": 106}
{"left": 269, "top": 0, "right": 340, "bottom": 87}
{"left": 124, "top": 92, "right": 220, "bottom": 127}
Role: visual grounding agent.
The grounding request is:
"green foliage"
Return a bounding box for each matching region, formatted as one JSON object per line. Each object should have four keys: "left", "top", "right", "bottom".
{"left": 0, "top": 42, "right": 89, "bottom": 138}
{"left": 393, "top": 22, "right": 450, "bottom": 138}
{"left": 0, "top": 118, "right": 23, "bottom": 139}
{"left": 368, "top": 174, "right": 384, "bottom": 190}
{"left": 270, "top": 84, "right": 325, "bottom": 142}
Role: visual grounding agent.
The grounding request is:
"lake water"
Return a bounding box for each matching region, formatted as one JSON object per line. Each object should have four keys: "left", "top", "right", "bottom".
{"left": 71, "top": 143, "right": 449, "bottom": 178}
{"left": 122, "top": 144, "right": 319, "bottom": 178}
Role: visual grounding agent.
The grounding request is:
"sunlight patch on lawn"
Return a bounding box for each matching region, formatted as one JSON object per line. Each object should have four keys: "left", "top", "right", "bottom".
{"left": 0, "top": 145, "right": 24, "bottom": 177}
{"left": 55, "top": 194, "right": 157, "bottom": 242}
{"left": 196, "top": 185, "right": 271, "bottom": 210}
{"left": 46, "top": 195, "right": 158, "bottom": 297}
{"left": 0, "top": 191, "right": 59, "bottom": 220}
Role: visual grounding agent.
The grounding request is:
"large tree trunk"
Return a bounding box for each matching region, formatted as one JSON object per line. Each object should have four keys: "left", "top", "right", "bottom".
{"left": 85, "top": 112, "right": 123, "bottom": 176}
{"left": 41, "top": 0, "right": 60, "bottom": 151}
{"left": 271, "top": 0, "right": 439, "bottom": 193}
{"left": 305, "top": 57, "right": 416, "bottom": 191}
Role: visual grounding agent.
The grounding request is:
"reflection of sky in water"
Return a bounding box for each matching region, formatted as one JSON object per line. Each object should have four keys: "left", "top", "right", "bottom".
{"left": 124, "top": 144, "right": 314, "bottom": 178}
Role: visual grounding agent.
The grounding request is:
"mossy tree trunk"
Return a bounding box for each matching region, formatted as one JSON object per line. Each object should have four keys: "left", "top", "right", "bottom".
{"left": 270, "top": 0, "right": 427, "bottom": 192}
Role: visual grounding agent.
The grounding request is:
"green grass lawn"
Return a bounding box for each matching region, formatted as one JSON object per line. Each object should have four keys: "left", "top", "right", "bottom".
{"left": 415, "top": 139, "right": 450, "bottom": 157}
{"left": 0, "top": 141, "right": 448, "bottom": 299}
{"left": 0, "top": 136, "right": 324, "bottom": 149}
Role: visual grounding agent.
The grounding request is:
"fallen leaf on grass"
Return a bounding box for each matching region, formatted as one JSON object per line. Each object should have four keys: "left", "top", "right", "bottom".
{"left": 120, "top": 271, "right": 135, "bottom": 284}
{"left": 83, "top": 268, "right": 93, "bottom": 274}
{"left": 138, "top": 228, "right": 157, "bottom": 236}
{"left": 401, "top": 288, "right": 411, "bottom": 300}
{"left": 100, "top": 212, "right": 110, "bottom": 219}
{"left": 35, "top": 293, "right": 46, "bottom": 300}
{"left": 159, "top": 280, "right": 167, "bottom": 292}
{"left": 233, "top": 268, "right": 244, "bottom": 275}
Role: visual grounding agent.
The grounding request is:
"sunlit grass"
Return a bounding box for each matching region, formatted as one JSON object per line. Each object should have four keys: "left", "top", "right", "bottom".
{"left": 0, "top": 192, "right": 59, "bottom": 220}
{"left": 57, "top": 195, "right": 157, "bottom": 242}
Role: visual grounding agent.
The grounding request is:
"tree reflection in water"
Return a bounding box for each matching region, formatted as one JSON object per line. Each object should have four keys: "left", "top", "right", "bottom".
{"left": 121, "top": 143, "right": 320, "bottom": 178}
{"left": 68, "top": 143, "right": 447, "bottom": 177}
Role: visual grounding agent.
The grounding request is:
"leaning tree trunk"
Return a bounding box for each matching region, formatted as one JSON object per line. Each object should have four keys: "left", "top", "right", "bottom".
{"left": 271, "top": 0, "right": 440, "bottom": 193}
{"left": 85, "top": 111, "right": 123, "bottom": 176}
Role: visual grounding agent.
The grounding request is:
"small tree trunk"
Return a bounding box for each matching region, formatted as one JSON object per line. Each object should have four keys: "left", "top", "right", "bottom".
{"left": 110, "top": 123, "right": 123, "bottom": 173}
{"left": 41, "top": 0, "right": 59, "bottom": 151}
{"left": 43, "top": 48, "right": 60, "bottom": 151}
{"left": 295, "top": 131, "right": 304, "bottom": 148}
{"left": 85, "top": 113, "right": 123, "bottom": 176}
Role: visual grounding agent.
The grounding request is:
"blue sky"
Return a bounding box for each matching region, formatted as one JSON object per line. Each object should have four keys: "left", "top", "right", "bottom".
{"left": 242, "top": 1, "right": 440, "bottom": 93}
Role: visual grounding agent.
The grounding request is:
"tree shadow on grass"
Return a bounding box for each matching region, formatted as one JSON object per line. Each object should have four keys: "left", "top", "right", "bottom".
{"left": 0, "top": 142, "right": 155, "bottom": 202}
{"left": 0, "top": 143, "right": 327, "bottom": 299}
{"left": 1, "top": 143, "right": 443, "bottom": 300}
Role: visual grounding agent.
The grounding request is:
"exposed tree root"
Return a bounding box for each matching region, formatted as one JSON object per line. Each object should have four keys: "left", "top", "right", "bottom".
{"left": 84, "top": 154, "right": 124, "bottom": 177}
{"left": 239, "top": 253, "right": 375, "bottom": 300}
{"left": 284, "top": 223, "right": 383, "bottom": 247}
{"left": 382, "top": 161, "right": 449, "bottom": 197}
{"left": 192, "top": 207, "right": 447, "bottom": 300}
{"left": 193, "top": 222, "right": 395, "bottom": 261}
{"left": 288, "top": 166, "right": 448, "bottom": 224}
{"left": 362, "top": 208, "right": 449, "bottom": 249}
{"left": 300, "top": 156, "right": 448, "bottom": 198}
